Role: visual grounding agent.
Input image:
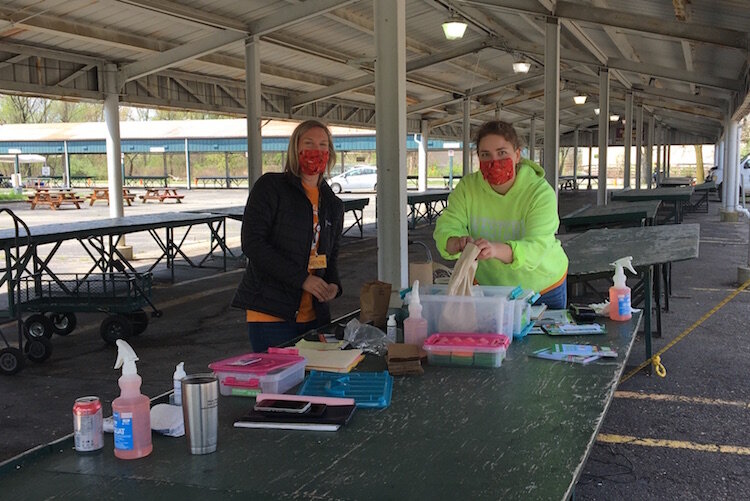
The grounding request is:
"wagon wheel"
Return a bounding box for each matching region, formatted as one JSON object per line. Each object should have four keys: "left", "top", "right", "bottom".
{"left": 0, "top": 347, "right": 25, "bottom": 375}
{"left": 24, "top": 337, "right": 53, "bottom": 363}
{"left": 100, "top": 315, "right": 133, "bottom": 346}
{"left": 24, "top": 314, "right": 54, "bottom": 339}
{"left": 47, "top": 312, "right": 77, "bottom": 336}
{"left": 125, "top": 310, "right": 149, "bottom": 336}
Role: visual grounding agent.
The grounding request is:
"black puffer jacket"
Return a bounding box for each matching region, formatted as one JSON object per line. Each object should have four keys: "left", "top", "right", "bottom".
{"left": 231, "top": 172, "right": 344, "bottom": 324}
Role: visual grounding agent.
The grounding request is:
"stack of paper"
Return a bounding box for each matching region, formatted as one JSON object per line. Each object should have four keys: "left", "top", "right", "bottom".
{"left": 295, "top": 339, "right": 348, "bottom": 351}
{"left": 531, "top": 344, "right": 617, "bottom": 364}
{"left": 297, "top": 348, "right": 364, "bottom": 373}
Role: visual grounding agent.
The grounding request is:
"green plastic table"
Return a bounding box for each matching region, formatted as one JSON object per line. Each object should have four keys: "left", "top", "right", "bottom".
{"left": 560, "top": 200, "right": 662, "bottom": 232}
{"left": 610, "top": 187, "right": 693, "bottom": 224}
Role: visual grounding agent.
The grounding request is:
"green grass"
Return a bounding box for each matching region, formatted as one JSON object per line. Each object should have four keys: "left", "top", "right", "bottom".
{"left": 0, "top": 190, "right": 25, "bottom": 202}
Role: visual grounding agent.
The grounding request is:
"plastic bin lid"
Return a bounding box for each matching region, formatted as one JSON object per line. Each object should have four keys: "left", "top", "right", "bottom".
{"left": 297, "top": 370, "right": 393, "bottom": 408}
{"left": 424, "top": 333, "right": 511, "bottom": 350}
{"left": 208, "top": 349, "right": 304, "bottom": 376}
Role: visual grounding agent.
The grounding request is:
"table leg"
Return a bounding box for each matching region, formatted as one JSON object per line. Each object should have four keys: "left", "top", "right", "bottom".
{"left": 644, "top": 266, "right": 653, "bottom": 362}
{"left": 653, "top": 263, "right": 662, "bottom": 338}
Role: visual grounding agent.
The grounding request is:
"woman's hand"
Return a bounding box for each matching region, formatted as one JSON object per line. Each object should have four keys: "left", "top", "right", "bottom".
{"left": 446, "top": 235, "right": 474, "bottom": 255}
{"left": 303, "top": 276, "right": 339, "bottom": 302}
{"left": 473, "top": 238, "right": 513, "bottom": 264}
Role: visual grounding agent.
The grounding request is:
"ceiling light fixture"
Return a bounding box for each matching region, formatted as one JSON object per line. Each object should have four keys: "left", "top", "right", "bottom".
{"left": 610, "top": 114, "right": 620, "bottom": 122}
{"left": 442, "top": 14, "right": 468, "bottom": 40}
{"left": 512, "top": 61, "right": 531, "bottom": 74}
{"left": 594, "top": 108, "right": 600, "bottom": 115}
{"left": 573, "top": 95, "right": 587, "bottom": 105}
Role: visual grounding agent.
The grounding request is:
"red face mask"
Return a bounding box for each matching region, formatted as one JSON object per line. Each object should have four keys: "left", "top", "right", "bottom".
{"left": 479, "top": 157, "right": 515, "bottom": 186}
{"left": 299, "top": 149, "right": 329, "bottom": 175}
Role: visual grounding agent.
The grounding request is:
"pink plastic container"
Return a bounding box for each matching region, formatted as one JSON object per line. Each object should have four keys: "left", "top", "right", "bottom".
{"left": 208, "top": 348, "right": 306, "bottom": 397}
{"left": 423, "top": 333, "right": 510, "bottom": 368}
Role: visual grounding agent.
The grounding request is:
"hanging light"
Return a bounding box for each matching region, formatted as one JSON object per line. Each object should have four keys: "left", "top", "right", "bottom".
{"left": 573, "top": 94, "right": 587, "bottom": 105}
{"left": 512, "top": 60, "right": 531, "bottom": 74}
{"left": 594, "top": 108, "right": 600, "bottom": 115}
{"left": 609, "top": 114, "right": 620, "bottom": 122}
{"left": 442, "top": 14, "right": 468, "bottom": 40}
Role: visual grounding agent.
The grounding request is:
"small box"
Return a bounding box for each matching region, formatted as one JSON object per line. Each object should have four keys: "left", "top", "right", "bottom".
{"left": 423, "top": 333, "right": 510, "bottom": 368}
{"left": 208, "top": 349, "right": 306, "bottom": 397}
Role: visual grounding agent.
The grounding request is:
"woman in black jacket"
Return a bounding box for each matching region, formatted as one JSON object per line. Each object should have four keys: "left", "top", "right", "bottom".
{"left": 232, "top": 120, "right": 344, "bottom": 352}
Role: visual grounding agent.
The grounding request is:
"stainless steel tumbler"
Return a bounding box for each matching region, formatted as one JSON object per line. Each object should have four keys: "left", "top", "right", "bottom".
{"left": 181, "top": 374, "right": 219, "bottom": 455}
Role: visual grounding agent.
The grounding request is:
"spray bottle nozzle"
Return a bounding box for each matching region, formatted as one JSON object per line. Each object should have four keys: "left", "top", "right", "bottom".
{"left": 610, "top": 256, "right": 636, "bottom": 288}
{"left": 114, "top": 339, "right": 139, "bottom": 376}
{"left": 408, "top": 280, "right": 423, "bottom": 318}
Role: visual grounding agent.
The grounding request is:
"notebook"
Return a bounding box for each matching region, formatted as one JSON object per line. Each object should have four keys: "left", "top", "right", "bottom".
{"left": 297, "top": 348, "right": 364, "bottom": 373}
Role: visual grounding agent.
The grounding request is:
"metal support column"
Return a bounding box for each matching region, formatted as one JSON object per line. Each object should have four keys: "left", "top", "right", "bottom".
{"left": 726, "top": 119, "right": 739, "bottom": 211}
{"left": 245, "top": 36, "right": 263, "bottom": 187}
{"left": 573, "top": 128, "right": 579, "bottom": 182}
{"left": 597, "top": 67, "right": 609, "bottom": 205}
{"left": 647, "top": 115, "right": 655, "bottom": 189}
{"left": 655, "top": 125, "right": 662, "bottom": 183}
{"left": 375, "top": 0, "right": 408, "bottom": 289}
{"left": 624, "top": 92, "right": 633, "bottom": 188}
{"left": 529, "top": 116, "right": 536, "bottom": 162}
{"left": 635, "top": 104, "right": 643, "bottom": 189}
{"left": 463, "top": 98, "right": 471, "bottom": 176}
{"left": 63, "top": 140, "right": 71, "bottom": 188}
{"left": 418, "top": 120, "right": 429, "bottom": 192}
{"left": 544, "top": 16, "right": 560, "bottom": 193}
{"left": 104, "top": 63, "right": 124, "bottom": 218}
{"left": 185, "top": 138, "right": 191, "bottom": 190}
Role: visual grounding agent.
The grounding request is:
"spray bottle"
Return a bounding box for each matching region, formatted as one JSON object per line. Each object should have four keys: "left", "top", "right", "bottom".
{"left": 609, "top": 256, "right": 636, "bottom": 321}
{"left": 112, "top": 340, "right": 152, "bottom": 460}
{"left": 172, "top": 362, "right": 186, "bottom": 406}
{"left": 404, "top": 280, "right": 428, "bottom": 346}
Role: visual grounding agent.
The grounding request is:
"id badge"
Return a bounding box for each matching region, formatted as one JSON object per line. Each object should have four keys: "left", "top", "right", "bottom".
{"left": 309, "top": 254, "right": 327, "bottom": 269}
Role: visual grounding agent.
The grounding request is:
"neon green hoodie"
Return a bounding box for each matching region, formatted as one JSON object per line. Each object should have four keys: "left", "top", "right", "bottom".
{"left": 433, "top": 158, "right": 568, "bottom": 293}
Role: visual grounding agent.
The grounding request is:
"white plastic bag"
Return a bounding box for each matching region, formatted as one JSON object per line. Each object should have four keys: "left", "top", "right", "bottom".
{"left": 439, "top": 242, "right": 480, "bottom": 332}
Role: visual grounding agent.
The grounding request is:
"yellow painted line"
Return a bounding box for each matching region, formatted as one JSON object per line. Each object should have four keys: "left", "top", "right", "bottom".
{"left": 597, "top": 434, "right": 750, "bottom": 455}
{"left": 614, "top": 390, "right": 750, "bottom": 409}
{"left": 691, "top": 287, "right": 750, "bottom": 293}
{"left": 620, "top": 276, "right": 750, "bottom": 383}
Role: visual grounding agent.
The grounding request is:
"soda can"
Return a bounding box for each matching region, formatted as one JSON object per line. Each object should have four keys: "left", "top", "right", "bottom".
{"left": 73, "top": 396, "right": 103, "bottom": 453}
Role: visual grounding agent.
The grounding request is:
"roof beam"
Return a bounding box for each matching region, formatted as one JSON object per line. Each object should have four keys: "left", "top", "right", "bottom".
{"left": 119, "top": 0, "right": 355, "bottom": 84}
{"left": 467, "top": 0, "right": 749, "bottom": 50}
{"left": 608, "top": 58, "right": 739, "bottom": 92}
{"left": 290, "top": 39, "right": 490, "bottom": 108}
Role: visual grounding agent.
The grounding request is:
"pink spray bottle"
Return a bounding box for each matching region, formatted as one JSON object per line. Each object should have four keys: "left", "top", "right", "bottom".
{"left": 112, "top": 340, "right": 152, "bottom": 459}
{"left": 609, "top": 256, "right": 636, "bottom": 321}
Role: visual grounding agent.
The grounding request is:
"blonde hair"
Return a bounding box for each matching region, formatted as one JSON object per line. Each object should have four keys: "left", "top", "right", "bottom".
{"left": 285, "top": 120, "right": 337, "bottom": 183}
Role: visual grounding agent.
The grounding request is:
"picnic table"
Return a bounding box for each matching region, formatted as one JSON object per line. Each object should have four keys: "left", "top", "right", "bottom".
{"left": 559, "top": 174, "right": 597, "bottom": 191}
{"left": 0, "top": 309, "right": 642, "bottom": 499}
{"left": 26, "top": 188, "right": 84, "bottom": 210}
{"left": 564, "top": 223, "right": 700, "bottom": 361}
{"left": 407, "top": 190, "right": 450, "bottom": 229}
{"left": 139, "top": 188, "right": 184, "bottom": 203}
{"left": 610, "top": 186, "right": 694, "bottom": 224}
{"left": 560, "top": 200, "right": 662, "bottom": 232}
{"left": 87, "top": 187, "right": 137, "bottom": 206}
{"left": 124, "top": 175, "right": 169, "bottom": 188}
{"left": 658, "top": 176, "right": 694, "bottom": 188}
{"left": 687, "top": 181, "right": 715, "bottom": 213}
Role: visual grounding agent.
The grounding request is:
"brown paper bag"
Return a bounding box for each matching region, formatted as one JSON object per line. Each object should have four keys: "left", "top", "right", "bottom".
{"left": 439, "top": 242, "right": 480, "bottom": 332}
{"left": 409, "top": 261, "right": 434, "bottom": 287}
{"left": 359, "top": 280, "right": 392, "bottom": 328}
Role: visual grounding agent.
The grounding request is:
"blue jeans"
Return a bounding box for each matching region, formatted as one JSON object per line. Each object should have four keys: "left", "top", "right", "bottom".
{"left": 535, "top": 279, "right": 567, "bottom": 310}
{"left": 247, "top": 320, "right": 318, "bottom": 353}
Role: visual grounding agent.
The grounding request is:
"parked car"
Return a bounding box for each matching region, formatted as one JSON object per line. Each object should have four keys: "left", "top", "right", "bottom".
{"left": 706, "top": 156, "right": 750, "bottom": 200}
{"left": 328, "top": 166, "right": 377, "bottom": 193}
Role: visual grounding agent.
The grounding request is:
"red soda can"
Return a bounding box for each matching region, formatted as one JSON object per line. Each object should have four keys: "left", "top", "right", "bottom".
{"left": 73, "top": 396, "right": 103, "bottom": 452}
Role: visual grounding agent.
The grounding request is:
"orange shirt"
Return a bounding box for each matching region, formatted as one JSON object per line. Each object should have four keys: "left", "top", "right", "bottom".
{"left": 247, "top": 183, "right": 320, "bottom": 323}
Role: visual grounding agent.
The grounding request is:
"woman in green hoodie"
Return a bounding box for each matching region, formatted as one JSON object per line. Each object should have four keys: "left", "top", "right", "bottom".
{"left": 434, "top": 120, "right": 569, "bottom": 309}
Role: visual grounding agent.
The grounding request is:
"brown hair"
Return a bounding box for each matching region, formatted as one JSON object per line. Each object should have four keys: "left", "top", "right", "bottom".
{"left": 473, "top": 120, "right": 523, "bottom": 152}
{"left": 285, "top": 120, "right": 337, "bottom": 183}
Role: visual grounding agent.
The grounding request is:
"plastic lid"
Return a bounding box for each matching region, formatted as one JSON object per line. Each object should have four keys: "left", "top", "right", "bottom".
{"left": 208, "top": 351, "right": 304, "bottom": 375}
{"left": 423, "top": 333, "right": 510, "bottom": 351}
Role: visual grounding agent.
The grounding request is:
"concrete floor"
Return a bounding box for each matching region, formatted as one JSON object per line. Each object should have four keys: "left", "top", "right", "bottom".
{"left": 2, "top": 187, "right": 750, "bottom": 499}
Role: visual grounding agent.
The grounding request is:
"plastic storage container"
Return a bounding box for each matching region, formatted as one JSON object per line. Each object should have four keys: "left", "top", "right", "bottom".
{"left": 417, "top": 284, "right": 510, "bottom": 338}
{"left": 208, "top": 349, "right": 306, "bottom": 397}
{"left": 423, "top": 333, "right": 511, "bottom": 368}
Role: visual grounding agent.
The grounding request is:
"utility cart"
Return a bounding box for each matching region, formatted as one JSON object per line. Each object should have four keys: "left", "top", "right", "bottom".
{"left": 19, "top": 269, "right": 162, "bottom": 346}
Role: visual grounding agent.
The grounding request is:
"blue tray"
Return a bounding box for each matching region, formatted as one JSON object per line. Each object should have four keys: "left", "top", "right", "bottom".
{"left": 298, "top": 370, "right": 393, "bottom": 408}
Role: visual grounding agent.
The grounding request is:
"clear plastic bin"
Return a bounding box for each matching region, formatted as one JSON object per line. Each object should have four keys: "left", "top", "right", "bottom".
{"left": 208, "top": 349, "right": 306, "bottom": 397}
{"left": 417, "top": 285, "right": 509, "bottom": 338}
{"left": 423, "top": 333, "right": 511, "bottom": 368}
